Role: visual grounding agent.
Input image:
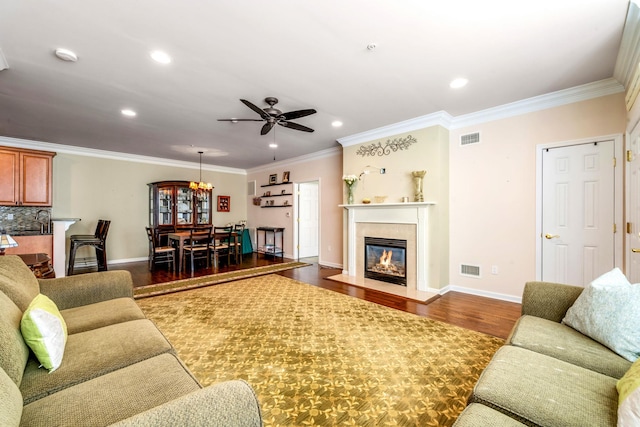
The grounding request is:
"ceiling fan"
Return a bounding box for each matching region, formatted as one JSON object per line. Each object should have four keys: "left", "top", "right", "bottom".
{"left": 218, "top": 97, "right": 316, "bottom": 135}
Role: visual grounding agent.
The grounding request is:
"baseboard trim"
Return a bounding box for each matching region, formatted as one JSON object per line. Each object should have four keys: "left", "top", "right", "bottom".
{"left": 440, "top": 285, "right": 522, "bottom": 304}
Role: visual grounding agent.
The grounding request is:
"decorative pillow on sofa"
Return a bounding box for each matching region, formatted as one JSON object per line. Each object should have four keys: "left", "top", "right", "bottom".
{"left": 562, "top": 268, "right": 640, "bottom": 362}
{"left": 20, "top": 294, "right": 68, "bottom": 372}
{"left": 617, "top": 358, "right": 640, "bottom": 427}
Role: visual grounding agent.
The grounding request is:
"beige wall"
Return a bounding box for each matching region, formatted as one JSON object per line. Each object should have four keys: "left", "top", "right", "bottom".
{"left": 449, "top": 93, "right": 626, "bottom": 298}
{"left": 52, "top": 153, "right": 247, "bottom": 263}
{"left": 246, "top": 149, "right": 343, "bottom": 267}
{"left": 342, "top": 126, "right": 450, "bottom": 288}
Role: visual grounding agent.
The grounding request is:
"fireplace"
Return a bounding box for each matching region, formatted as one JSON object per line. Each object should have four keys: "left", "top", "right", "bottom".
{"left": 364, "top": 237, "right": 407, "bottom": 286}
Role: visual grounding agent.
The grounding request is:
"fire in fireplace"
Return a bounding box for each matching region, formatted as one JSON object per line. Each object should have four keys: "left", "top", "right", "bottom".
{"left": 364, "top": 237, "right": 407, "bottom": 286}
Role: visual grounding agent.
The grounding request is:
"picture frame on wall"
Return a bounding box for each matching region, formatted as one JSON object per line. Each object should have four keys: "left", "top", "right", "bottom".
{"left": 269, "top": 174, "right": 278, "bottom": 184}
{"left": 282, "top": 171, "right": 290, "bottom": 183}
{"left": 217, "top": 195, "right": 230, "bottom": 212}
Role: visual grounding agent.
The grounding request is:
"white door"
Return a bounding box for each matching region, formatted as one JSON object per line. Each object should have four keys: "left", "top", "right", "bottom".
{"left": 298, "top": 182, "right": 319, "bottom": 259}
{"left": 541, "top": 141, "right": 615, "bottom": 285}
{"left": 627, "top": 132, "right": 640, "bottom": 283}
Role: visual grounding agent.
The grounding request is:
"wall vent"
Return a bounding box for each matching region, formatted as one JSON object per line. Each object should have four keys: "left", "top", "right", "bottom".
{"left": 460, "top": 132, "right": 481, "bottom": 146}
{"left": 247, "top": 180, "right": 256, "bottom": 196}
{"left": 460, "top": 264, "right": 481, "bottom": 278}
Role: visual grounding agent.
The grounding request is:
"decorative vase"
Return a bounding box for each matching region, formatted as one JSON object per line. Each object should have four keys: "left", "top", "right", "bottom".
{"left": 412, "top": 170, "right": 426, "bottom": 202}
{"left": 347, "top": 185, "right": 354, "bottom": 204}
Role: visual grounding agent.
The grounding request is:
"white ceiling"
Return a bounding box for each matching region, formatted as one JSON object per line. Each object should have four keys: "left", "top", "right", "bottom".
{"left": 0, "top": 0, "right": 631, "bottom": 169}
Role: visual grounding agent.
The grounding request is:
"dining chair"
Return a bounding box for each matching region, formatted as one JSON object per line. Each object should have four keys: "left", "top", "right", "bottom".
{"left": 68, "top": 219, "right": 111, "bottom": 275}
{"left": 231, "top": 223, "right": 245, "bottom": 262}
{"left": 145, "top": 227, "right": 176, "bottom": 271}
{"left": 183, "top": 228, "right": 212, "bottom": 272}
{"left": 212, "top": 226, "right": 232, "bottom": 267}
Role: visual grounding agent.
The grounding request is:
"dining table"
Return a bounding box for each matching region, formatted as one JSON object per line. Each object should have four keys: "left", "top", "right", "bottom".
{"left": 168, "top": 230, "right": 239, "bottom": 272}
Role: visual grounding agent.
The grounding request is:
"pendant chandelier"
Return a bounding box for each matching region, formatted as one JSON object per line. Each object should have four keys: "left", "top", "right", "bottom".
{"left": 189, "top": 151, "right": 213, "bottom": 192}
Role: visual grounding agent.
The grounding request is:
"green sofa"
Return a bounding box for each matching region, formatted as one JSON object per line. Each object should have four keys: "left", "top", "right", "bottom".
{"left": 0, "top": 255, "right": 262, "bottom": 426}
{"left": 454, "top": 281, "right": 633, "bottom": 426}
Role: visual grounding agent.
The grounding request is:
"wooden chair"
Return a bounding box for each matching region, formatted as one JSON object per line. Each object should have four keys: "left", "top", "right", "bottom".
{"left": 145, "top": 227, "right": 176, "bottom": 271}
{"left": 212, "top": 226, "right": 232, "bottom": 267}
{"left": 183, "top": 228, "right": 211, "bottom": 272}
{"left": 68, "top": 219, "right": 111, "bottom": 275}
{"left": 231, "top": 223, "right": 245, "bottom": 263}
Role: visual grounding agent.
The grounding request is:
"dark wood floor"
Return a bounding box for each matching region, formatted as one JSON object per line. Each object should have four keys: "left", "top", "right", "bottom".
{"left": 110, "top": 254, "right": 522, "bottom": 340}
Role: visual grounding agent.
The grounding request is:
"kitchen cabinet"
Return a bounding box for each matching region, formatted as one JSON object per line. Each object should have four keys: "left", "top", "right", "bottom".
{"left": 0, "top": 147, "right": 56, "bottom": 206}
{"left": 148, "top": 180, "right": 212, "bottom": 229}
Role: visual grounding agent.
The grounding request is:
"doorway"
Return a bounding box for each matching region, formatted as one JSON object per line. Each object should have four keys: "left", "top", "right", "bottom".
{"left": 536, "top": 136, "right": 623, "bottom": 285}
{"left": 297, "top": 181, "right": 319, "bottom": 261}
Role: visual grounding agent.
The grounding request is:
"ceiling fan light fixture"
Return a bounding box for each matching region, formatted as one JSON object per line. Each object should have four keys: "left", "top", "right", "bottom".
{"left": 332, "top": 120, "right": 343, "bottom": 127}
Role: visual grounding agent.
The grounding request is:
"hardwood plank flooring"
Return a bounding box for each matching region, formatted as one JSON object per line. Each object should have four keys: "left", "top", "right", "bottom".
{"left": 110, "top": 254, "right": 522, "bottom": 340}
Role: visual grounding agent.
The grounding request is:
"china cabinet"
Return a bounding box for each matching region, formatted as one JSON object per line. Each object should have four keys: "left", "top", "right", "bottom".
{"left": 148, "top": 181, "right": 212, "bottom": 229}
{"left": 0, "top": 147, "right": 56, "bottom": 206}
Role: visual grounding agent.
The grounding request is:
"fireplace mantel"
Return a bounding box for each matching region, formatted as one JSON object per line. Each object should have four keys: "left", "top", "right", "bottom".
{"left": 341, "top": 202, "right": 435, "bottom": 292}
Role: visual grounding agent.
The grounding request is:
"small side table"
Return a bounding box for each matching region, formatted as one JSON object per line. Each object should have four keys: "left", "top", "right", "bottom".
{"left": 256, "top": 227, "right": 284, "bottom": 260}
{"left": 18, "top": 253, "right": 56, "bottom": 279}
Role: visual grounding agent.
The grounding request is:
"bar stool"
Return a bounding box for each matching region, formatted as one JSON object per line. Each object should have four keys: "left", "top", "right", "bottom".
{"left": 67, "top": 220, "right": 111, "bottom": 275}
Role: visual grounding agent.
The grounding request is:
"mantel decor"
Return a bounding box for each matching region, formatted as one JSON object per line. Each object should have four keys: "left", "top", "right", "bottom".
{"left": 412, "top": 170, "right": 426, "bottom": 202}
{"left": 343, "top": 174, "right": 358, "bottom": 204}
{"left": 356, "top": 135, "right": 417, "bottom": 157}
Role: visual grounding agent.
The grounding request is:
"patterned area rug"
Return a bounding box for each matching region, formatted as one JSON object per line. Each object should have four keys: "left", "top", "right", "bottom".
{"left": 137, "top": 274, "right": 503, "bottom": 426}
{"left": 133, "top": 261, "right": 309, "bottom": 299}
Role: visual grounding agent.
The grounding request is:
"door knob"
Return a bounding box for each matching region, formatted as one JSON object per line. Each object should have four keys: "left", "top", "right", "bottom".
{"left": 632, "top": 248, "right": 640, "bottom": 253}
{"left": 544, "top": 233, "right": 560, "bottom": 239}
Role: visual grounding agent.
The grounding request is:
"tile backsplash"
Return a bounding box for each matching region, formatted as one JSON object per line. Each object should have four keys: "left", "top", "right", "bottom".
{"left": 0, "top": 206, "right": 52, "bottom": 233}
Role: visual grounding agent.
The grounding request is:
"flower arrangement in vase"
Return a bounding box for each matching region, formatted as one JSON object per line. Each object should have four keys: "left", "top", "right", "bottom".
{"left": 342, "top": 174, "right": 359, "bottom": 204}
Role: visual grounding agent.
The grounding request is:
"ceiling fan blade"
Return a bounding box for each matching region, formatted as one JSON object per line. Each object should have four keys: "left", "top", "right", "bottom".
{"left": 278, "top": 121, "right": 315, "bottom": 133}
{"left": 280, "top": 109, "right": 317, "bottom": 120}
{"left": 261, "top": 121, "right": 275, "bottom": 135}
{"left": 240, "top": 99, "right": 270, "bottom": 120}
{"left": 217, "top": 119, "right": 264, "bottom": 122}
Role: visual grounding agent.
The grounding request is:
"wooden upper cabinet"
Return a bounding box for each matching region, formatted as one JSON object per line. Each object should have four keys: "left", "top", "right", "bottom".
{"left": 0, "top": 147, "right": 55, "bottom": 206}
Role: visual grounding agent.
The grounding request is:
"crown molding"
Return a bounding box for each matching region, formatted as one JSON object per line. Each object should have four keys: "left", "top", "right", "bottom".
{"left": 336, "top": 78, "right": 624, "bottom": 145}
{"left": 0, "top": 135, "right": 246, "bottom": 175}
{"left": 614, "top": 2, "right": 640, "bottom": 88}
{"left": 451, "top": 78, "right": 625, "bottom": 129}
{"left": 248, "top": 146, "right": 342, "bottom": 174}
{"left": 337, "top": 111, "right": 453, "bottom": 147}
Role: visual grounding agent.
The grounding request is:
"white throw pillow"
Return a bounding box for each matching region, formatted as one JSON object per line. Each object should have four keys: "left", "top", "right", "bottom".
{"left": 562, "top": 268, "right": 640, "bottom": 362}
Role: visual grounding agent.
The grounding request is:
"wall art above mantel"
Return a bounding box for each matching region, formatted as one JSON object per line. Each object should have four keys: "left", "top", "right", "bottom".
{"left": 356, "top": 135, "right": 417, "bottom": 157}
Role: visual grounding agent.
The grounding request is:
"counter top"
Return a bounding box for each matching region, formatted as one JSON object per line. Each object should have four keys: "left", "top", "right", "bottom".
{"left": 9, "top": 231, "right": 53, "bottom": 236}
{"left": 52, "top": 218, "right": 81, "bottom": 222}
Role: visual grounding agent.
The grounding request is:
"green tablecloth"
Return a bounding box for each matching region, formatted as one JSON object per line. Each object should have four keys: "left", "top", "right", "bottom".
{"left": 242, "top": 229, "right": 253, "bottom": 254}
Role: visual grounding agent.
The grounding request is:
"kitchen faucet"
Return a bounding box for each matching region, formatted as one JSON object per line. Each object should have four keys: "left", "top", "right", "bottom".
{"left": 35, "top": 210, "right": 51, "bottom": 233}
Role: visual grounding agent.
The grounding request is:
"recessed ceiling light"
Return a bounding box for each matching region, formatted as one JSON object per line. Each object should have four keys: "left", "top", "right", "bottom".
{"left": 54, "top": 48, "right": 78, "bottom": 62}
{"left": 450, "top": 78, "right": 468, "bottom": 89}
{"left": 150, "top": 50, "right": 171, "bottom": 64}
{"left": 332, "top": 120, "right": 343, "bottom": 127}
{"left": 121, "top": 109, "right": 137, "bottom": 117}
{"left": 269, "top": 143, "right": 278, "bottom": 148}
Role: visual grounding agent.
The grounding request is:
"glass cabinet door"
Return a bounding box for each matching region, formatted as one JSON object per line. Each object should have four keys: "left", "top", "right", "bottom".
{"left": 195, "top": 192, "right": 211, "bottom": 225}
{"left": 158, "top": 187, "right": 174, "bottom": 226}
{"left": 176, "top": 187, "right": 193, "bottom": 226}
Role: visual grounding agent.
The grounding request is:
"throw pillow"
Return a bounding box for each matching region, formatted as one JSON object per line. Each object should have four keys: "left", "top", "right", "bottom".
{"left": 20, "top": 294, "right": 68, "bottom": 372}
{"left": 562, "top": 268, "right": 640, "bottom": 362}
{"left": 617, "top": 358, "right": 640, "bottom": 427}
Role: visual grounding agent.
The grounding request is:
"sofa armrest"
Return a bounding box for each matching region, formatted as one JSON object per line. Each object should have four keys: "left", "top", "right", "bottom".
{"left": 521, "top": 281, "right": 584, "bottom": 323}
{"left": 111, "top": 380, "right": 262, "bottom": 427}
{"left": 38, "top": 271, "right": 134, "bottom": 310}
